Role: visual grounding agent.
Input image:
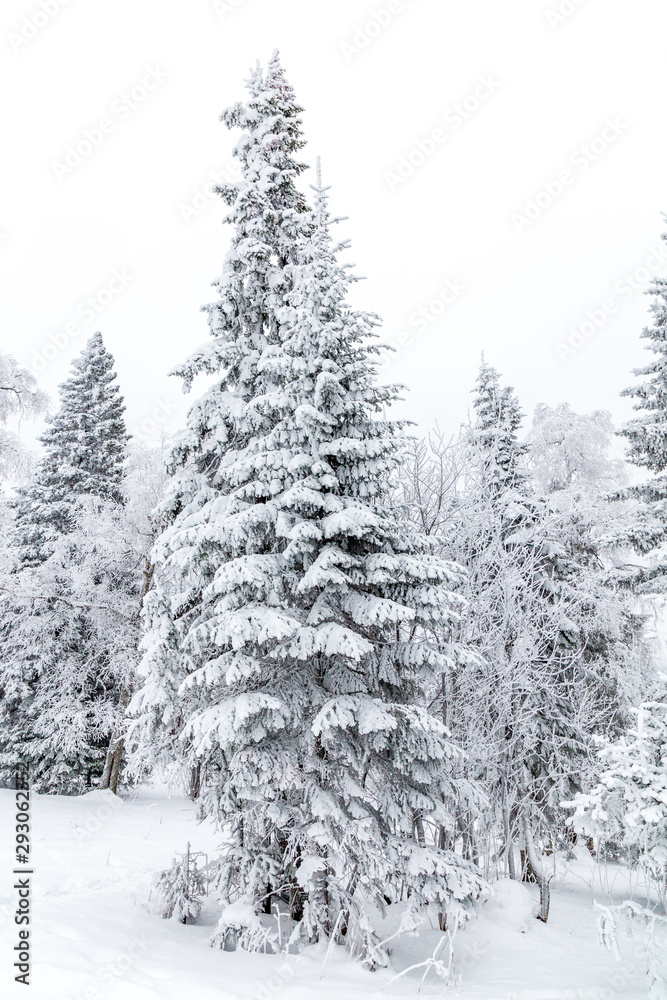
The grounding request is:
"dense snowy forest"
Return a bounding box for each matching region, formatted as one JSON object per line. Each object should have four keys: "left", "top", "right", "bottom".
{"left": 1, "top": 53, "right": 666, "bottom": 997}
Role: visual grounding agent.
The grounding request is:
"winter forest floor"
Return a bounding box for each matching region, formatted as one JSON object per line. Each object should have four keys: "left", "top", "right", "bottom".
{"left": 0, "top": 785, "right": 654, "bottom": 1000}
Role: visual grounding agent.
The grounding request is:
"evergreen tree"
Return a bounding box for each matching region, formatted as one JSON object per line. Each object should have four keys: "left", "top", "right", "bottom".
{"left": 0, "top": 445, "right": 166, "bottom": 793}
{"left": 155, "top": 843, "right": 209, "bottom": 923}
{"left": 469, "top": 359, "right": 528, "bottom": 498}
{"left": 431, "top": 369, "right": 642, "bottom": 921}
{"left": 0, "top": 497, "right": 139, "bottom": 791}
{"left": 131, "top": 58, "right": 483, "bottom": 961}
{"left": 567, "top": 686, "right": 667, "bottom": 913}
{"left": 131, "top": 49, "right": 312, "bottom": 791}
{"left": 618, "top": 227, "right": 667, "bottom": 590}
{"left": 0, "top": 336, "right": 138, "bottom": 792}
{"left": 12, "top": 332, "right": 129, "bottom": 567}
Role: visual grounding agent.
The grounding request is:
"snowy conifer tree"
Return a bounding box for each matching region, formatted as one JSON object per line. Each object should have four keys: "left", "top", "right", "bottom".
{"left": 0, "top": 338, "right": 144, "bottom": 792}
{"left": 130, "top": 50, "right": 311, "bottom": 790}
{"left": 468, "top": 359, "right": 529, "bottom": 499}
{"left": 0, "top": 445, "right": 166, "bottom": 792}
{"left": 12, "top": 332, "right": 129, "bottom": 567}
{"left": 131, "top": 57, "right": 483, "bottom": 961}
{"left": 423, "top": 368, "right": 644, "bottom": 921}
{"left": 567, "top": 686, "right": 667, "bottom": 912}
{"left": 618, "top": 226, "right": 667, "bottom": 590}
{"left": 156, "top": 843, "right": 209, "bottom": 923}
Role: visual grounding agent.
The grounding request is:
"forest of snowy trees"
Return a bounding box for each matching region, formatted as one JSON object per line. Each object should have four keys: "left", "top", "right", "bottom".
{"left": 1, "top": 53, "right": 666, "bottom": 982}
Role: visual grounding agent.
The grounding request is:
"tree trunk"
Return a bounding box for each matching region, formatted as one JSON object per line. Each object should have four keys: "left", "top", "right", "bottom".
{"left": 437, "top": 823, "right": 454, "bottom": 852}
{"left": 189, "top": 761, "right": 202, "bottom": 800}
{"left": 501, "top": 778, "right": 517, "bottom": 880}
{"left": 338, "top": 866, "right": 360, "bottom": 942}
{"left": 457, "top": 810, "right": 478, "bottom": 864}
{"left": 413, "top": 810, "right": 426, "bottom": 846}
{"left": 101, "top": 559, "right": 155, "bottom": 795}
{"left": 522, "top": 813, "right": 550, "bottom": 923}
{"left": 519, "top": 849, "right": 540, "bottom": 883}
{"left": 108, "top": 741, "right": 123, "bottom": 794}
{"left": 100, "top": 688, "right": 131, "bottom": 794}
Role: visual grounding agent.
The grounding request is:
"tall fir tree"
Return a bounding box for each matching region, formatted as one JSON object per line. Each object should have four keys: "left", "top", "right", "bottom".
{"left": 437, "top": 366, "right": 641, "bottom": 921}
{"left": 469, "top": 358, "right": 529, "bottom": 499}
{"left": 0, "top": 334, "right": 133, "bottom": 791}
{"left": 130, "top": 49, "right": 312, "bottom": 788}
{"left": 12, "top": 332, "right": 129, "bottom": 567}
{"left": 618, "top": 225, "right": 667, "bottom": 590}
{"left": 567, "top": 685, "right": 667, "bottom": 913}
{"left": 131, "top": 57, "right": 483, "bottom": 961}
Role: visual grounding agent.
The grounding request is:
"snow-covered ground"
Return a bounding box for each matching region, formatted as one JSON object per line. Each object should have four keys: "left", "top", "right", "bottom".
{"left": 0, "top": 785, "right": 653, "bottom": 999}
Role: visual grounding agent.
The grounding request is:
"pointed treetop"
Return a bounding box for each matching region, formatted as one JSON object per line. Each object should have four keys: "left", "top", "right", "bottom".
{"left": 12, "top": 331, "right": 129, "bottom": 566}
{"left": 470, "top": 360, "right": 527, "bottom": 493}
{"left": 620, "top": 222, "right": 667, "bottom": 474}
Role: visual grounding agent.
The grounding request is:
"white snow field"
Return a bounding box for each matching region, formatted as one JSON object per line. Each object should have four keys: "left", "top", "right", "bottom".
{"left": 0, "top": 784, "right": 653, "bottom": 1000}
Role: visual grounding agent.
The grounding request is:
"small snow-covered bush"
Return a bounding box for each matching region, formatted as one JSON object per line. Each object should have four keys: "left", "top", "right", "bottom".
{"left": 155, "top": 843, "right": 208, "bottom": 923}
{"left": 566, "top": 690, "right": 667, "bottom": 909}
{"left": 210, "top": 899, "right": 272, "bottom": 952}
{"left": 597, "top": 901, "right": 667, "bottom": 1000}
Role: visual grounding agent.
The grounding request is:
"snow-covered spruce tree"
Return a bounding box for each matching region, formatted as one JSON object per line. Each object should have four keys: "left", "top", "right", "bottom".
{"left": 0, "top": 336, "right": 137, "bottom": 792}
{"left": 0, "top": 506, "right": 137, "bottom": 792}
{"left": 0, "top": 445, "right": 166, "bottom": 793}
{"left": 129, "top": 50, "right": 311, "bottom": 792}
{"left": 131, "top": 57, "right": 483, "bottom": 961}
{"left": 424, "top": 367, "right": 643, "bottom": 922}
{"left": 618, "top": 226, "right": 667, "bottom": 591}
{"left": 156, "top": 842, "right": 209, "bottom": 923}
{"left": 448, "top": 363, "right": 557, "bottom": 905}
{"left": 12, "top": 332, "right": 129, "bottom": 567}
{"left": 567, "top": 685, "right": 667, "bottom": 913}
{"left": 469, "top": 359, "right": 529, "bottom": 499}
{"left": 527, "top": 403, "right": 649, "bottom": 711}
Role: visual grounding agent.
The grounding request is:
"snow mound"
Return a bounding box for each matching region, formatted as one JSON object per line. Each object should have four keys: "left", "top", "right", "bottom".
{"left": 486, "top": 878, "right": 539, "bottom": 930}
{"left": 218, "top": 899, "right": 260, "bottom": 930}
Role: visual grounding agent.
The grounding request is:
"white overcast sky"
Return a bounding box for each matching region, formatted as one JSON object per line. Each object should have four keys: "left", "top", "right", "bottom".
{"left": 1, "top": 0, "right": 665, "bottom": 450}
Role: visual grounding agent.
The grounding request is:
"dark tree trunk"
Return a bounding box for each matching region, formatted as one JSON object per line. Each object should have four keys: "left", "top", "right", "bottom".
{"left": 188, "top": 762, "right": 201, "bottom": 800}
{"left": 100, "top": 689, "right": 131, "bottom": 795}
{"left": 522, "top": 813, "right": 551, "bottom": 923}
